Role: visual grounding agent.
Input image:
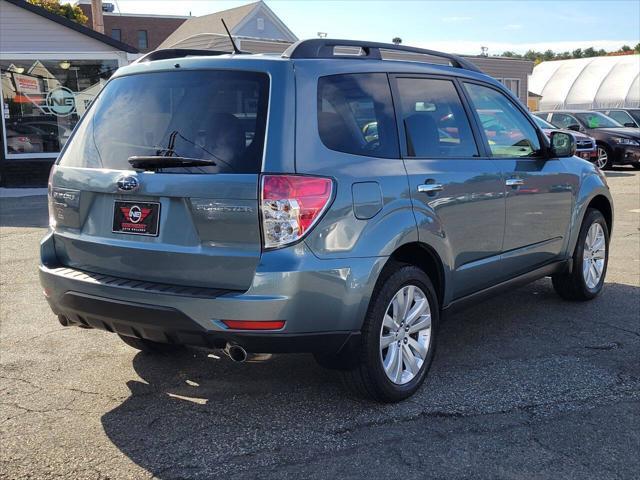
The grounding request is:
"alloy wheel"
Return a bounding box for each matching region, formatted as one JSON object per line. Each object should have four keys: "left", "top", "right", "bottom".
{"left": 596, "top": 147, "right": 608, "bottom": 169}
{"left": 379, "top": 285, "right": 431, "bottom": 385}
{"left": 583, "top": 222, "right": 606, "bottom": 289}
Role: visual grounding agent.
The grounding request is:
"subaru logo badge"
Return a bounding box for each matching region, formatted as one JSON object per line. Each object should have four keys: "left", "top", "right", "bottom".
{"left": 116, "top": 175, "right": 139, "bottom": 192}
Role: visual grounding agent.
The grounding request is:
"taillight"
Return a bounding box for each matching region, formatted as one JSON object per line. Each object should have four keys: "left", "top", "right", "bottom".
{"left": 260, "top": 175, "right": 333, "bottom": 249}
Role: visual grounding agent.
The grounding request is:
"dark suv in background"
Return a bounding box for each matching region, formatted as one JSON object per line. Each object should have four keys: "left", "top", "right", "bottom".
{"left": 534, "top": 110, "right": 640, "bottom": 169}
{"left": 594, "top": 108, "right": 640, "bottom": 129}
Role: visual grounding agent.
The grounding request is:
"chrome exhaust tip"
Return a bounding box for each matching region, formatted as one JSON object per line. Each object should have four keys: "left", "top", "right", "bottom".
{"left": 224, "top": 343, "right": 248, "bottom": 363}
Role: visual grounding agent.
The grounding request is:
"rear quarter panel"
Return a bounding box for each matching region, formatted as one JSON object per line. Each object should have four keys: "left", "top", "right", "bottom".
{"left": 292, "top": 61, "right": 418, "bottom": 259}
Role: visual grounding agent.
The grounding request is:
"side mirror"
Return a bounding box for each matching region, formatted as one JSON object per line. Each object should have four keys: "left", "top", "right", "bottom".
{"left": 567, "top": 124, "right": 581, "bottom": 132}
{"left": 624, "top": 122, "right": 637, "bottom": 128}
{"left": 550, "top": 131, "right": 576, "bottom": 158}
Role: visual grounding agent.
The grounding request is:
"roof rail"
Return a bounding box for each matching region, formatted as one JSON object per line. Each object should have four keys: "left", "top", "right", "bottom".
{"left": 282, "top": 39, "right": 482, "bottom": 73}
{"left": 133, "top": 48, "right": 247, "bottom": 64}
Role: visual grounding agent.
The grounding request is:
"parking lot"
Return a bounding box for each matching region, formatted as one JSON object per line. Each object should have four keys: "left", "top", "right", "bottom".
{"left": 0, "top": 169, "right": 638, "bottom": 479}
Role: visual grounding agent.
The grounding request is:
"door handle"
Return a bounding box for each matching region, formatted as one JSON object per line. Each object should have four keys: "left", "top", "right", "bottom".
{"left": 417, "top": 183, "right": 444, "bottom": 194}
{"left": 505, "top": 178, "right": 524, "bottom": 187}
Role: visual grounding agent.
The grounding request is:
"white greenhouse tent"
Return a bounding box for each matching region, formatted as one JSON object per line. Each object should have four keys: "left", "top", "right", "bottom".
{"left": 529, "top": 55, "right": 640, "bottom": 110}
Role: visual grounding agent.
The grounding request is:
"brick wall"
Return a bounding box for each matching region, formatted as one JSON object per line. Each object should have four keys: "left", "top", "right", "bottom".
{"left": 78, "top": 5, "right": 186, "bottom": 52}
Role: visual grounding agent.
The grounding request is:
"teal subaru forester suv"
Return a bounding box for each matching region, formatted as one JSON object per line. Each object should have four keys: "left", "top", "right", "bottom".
{"left": 40, "top": 39, "right": 613, "bottom": 402}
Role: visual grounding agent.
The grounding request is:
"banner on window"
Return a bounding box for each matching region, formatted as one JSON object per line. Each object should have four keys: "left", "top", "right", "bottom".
{"left": 14, "top": 73, "right": 41, "bottom": 95}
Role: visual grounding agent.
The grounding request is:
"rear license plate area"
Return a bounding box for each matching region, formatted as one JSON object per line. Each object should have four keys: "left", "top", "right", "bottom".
{"left": 113, "top": 201, "right": 160, "bottom": 236}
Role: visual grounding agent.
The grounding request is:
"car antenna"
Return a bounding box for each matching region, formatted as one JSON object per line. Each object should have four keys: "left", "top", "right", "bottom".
{"left": 221, "top": 18, "right": 242, "bottom": 55}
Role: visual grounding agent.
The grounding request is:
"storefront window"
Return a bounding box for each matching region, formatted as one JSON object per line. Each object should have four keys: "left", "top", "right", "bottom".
{"left": 1, "top": 59, "right": 119, "bottom": 157}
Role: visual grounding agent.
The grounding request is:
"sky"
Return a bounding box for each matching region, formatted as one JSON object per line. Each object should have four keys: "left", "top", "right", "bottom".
{"left": 112, "top": 0, "right": 640, "bottom": 55}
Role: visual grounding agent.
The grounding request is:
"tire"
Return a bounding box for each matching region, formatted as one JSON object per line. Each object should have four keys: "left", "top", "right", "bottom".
{"left": 118, "top": 334, "right": 185, "bottom": 354}
{"left": 341, "top": 263, "right": 439, "bottom": 403}
{"left": 552, "top": 209, "right": 609, "bottom": 301}
{"left": 595, "top": 144, "right": 613, "bottom": 170}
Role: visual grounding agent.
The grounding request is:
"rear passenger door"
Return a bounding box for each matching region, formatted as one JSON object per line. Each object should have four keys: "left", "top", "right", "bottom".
{"left": 462, "top": 82, "right": 575, "bottom": 274}
{"left": 391, "top": 75, "right": 506, "bottom": 300}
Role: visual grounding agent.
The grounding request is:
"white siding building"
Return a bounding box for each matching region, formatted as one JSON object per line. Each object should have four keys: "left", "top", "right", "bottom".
{"left": 0, "top": 0, "right": 137, "bottom": 185}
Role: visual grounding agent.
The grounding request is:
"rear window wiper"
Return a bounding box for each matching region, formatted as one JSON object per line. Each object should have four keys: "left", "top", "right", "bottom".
{"left": 128, "top": 155, "right": 217, "bottom": 170}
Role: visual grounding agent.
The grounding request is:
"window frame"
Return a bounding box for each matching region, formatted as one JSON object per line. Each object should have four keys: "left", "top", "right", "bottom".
{"left": 137, "top": 30, "right": 148, "bottom": 50}
{"left": 501, "top": 78, "right": 521, "bottom": 98}
{"left": 111, "top": 28, "right": 122, "bottom": 42}
{"left": 459, "top": 79, "right": 549, "bottom": 160}
{"left": 388, "top": 73, "right": 488, "bottom": 160}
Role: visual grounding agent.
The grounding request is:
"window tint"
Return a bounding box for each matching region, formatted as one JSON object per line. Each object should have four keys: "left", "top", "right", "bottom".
{"left": 60, "top": 70, "right": 269, "bottom": 173}
{"left": 550, "top": 113, "right": 580, "bottom": 129}
{"left": 464, "top": 83, "right": 541, "bottom": 158}
{"left": 317, "top": 73, "right": 398, "bottom": 158}
{"left": 396, "top": 78, "right": 477, "bottom": 158}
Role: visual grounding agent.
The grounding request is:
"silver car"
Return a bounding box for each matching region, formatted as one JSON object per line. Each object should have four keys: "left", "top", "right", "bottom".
{"left": 40, "top": 40, "right": 613, "bottom": 402}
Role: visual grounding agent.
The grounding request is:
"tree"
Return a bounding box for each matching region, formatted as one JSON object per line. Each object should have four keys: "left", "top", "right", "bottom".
{"left": 583, "top": 47, "right": 597, "bottom": 57}
{"left": 543, "top": 49, "right": 555, "bottom": 61}
{"left": 635, "top": 43, "right": 640, "bottom": 53}
{"left": 392, "top": 37, "right": 402, "bottom": 45}
{"left": 27, "top": 0, "right": 88, "bottom": 25}
{"left": 523, "top": 49, "right": 539, "bottom": 61}
{"left": 501, "top": 51, "right": 522, "bottom": 58}
{"left": 621, "top": 45, "right": 631, "bottom": 52}
{"left": 572, "top": 48, "right": 583, "bottom": 58}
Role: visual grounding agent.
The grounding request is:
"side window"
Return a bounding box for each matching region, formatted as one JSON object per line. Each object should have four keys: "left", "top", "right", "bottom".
{"left": 396, "top": 77, "right": 478, "bottom": 157}
{"left": 464, "top": 83, "right": 541, "bottom": 158}
{"left": 607, "top": 110, "right": 633, "bottom": 125}
{"left": 550, "top": 113, "right": 579, "bottom": 129}
{"left": 317, "top": 73, "right": 398, "bottom": 158}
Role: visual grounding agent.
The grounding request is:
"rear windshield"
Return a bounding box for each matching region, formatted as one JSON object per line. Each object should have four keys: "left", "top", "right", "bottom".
{"left": 59, "top": 70, "right": 269, "bottom": 173}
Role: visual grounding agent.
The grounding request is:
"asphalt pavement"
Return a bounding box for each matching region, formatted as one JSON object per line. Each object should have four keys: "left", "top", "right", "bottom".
{"left": 1, "top": 169, "right": 638, "bottom": 479}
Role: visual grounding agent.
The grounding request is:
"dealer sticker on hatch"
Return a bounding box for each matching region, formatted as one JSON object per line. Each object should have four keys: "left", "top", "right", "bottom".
{"left": 113, "top": 201, "right": 160, "bottom": 236}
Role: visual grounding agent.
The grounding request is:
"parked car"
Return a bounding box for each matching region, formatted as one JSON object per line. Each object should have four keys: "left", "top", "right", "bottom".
{"left": 534, "top": 110, "right": 640, "bottom": 169}
{"left": 532, "top": 115, "right": 597, "bottom": 163}
{"left": 40, "top": 40, "right": 613, "bottom": 402}
{"left": 593, "top": 108, "right": 640, "bottom": 129}
{"left": 8, "top": 121, "right": 72, "bottom": 153}
{"left": 5, "top": 127, "right": 42, "bottom": 153}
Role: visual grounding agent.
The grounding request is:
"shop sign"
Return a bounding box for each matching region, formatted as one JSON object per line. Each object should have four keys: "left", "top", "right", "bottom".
{"left": 45, "top": 87, "right": 76, "bottom": 117}
{"left": 14, "top": 73, "right": 41, "bottom": 95}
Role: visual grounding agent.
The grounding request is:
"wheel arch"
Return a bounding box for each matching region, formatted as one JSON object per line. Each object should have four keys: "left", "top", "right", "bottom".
{"left": 587, "top": 194, "right": 613, "bottom": 235}
{"left": 382, "top": 242, "right": 446, "bottom": 309}
{"left": 567, "top": 183, "right": 614, "bottom": 257}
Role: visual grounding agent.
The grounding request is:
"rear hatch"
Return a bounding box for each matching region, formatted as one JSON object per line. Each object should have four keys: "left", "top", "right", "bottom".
{"left": 50, "top": 69, "right": 269, "bottom": 291}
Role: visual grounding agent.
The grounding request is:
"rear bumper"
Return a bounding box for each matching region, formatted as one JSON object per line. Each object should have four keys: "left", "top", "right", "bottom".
{"left": 39, "top": 233, "right": 384, "bottom": 353}
{"left": 48, "top": 290, "right": 358, "bottom": 353}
